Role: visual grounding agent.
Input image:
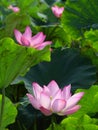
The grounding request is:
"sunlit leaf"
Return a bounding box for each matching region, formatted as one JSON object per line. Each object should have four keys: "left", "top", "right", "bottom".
{"left": 84, "top": 29, "right": 98, "bottom": 52}
{"left": 70, "top": 85, "right": 98, "bottom": 117}
{"left": 0, "top": 95, "right": 17, "bottom": 129}
{"left": 62, "top": 0, "right": 98, "bottom": 38}
{"left": 61, "top": 114, "right": 98, "bottom": 130}
{"left": 0, "top": 37, "right": 50, "bottom": 88}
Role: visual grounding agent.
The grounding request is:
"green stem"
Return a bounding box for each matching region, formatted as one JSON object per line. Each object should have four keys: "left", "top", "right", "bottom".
{"left": 51, "top": 122, "right": 54, "bottom": 130}
{"left": 0, "top": 87, "right": 5, "bottom": 128}
{"left": 51, "top": 115, "right": 56, "bottom": 130}
{"left": 34, "top": 112, "right": 37, "bottom": 130}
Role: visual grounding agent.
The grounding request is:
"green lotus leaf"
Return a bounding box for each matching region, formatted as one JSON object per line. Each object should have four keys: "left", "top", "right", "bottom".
{"left": 70, "top": 85, "right": 98, "bottom": 117}
{"left": 4, "top": 13, "right": 31, "bottom": 38}
{"left": 0, "top": 94, "right": 17, "bottom": 130}
{"left": 41, "top": 25, "right": 71, "bottom": 48}
{"left": 62, "top": 0, "right": 98, "bottom": 38}
{"left": 61, "top": 114, "right": 98, "bottom": 130}
{"left": 84, "top": 29, "right": 98, "bottom": 52}
{"left": 13, "top": 48, "right": 96, "bottom": 92}
{"left": 0, "top": 37, "right": 50, "bottom": 88}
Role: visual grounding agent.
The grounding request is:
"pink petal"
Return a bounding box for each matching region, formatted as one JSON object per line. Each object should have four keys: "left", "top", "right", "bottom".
{"left": 40, "top": 92, "right": 51, "bottom": 109}
{"left": 23, "top": 26, "right": 32, "bottom": 40}
{"left": 51, "top": 6, "right": 60, "bottom": 17}
{"left": 65, "top": 92, "right": 84, "bottom": 109}
{"left": 59, "top": 7, "right": 64, "bottom": 14}
{"left": 62, "top": 105, "right": 81, "bottom": 115}
{"left": 51, "top": 6, "right": 57, "bottom": 13}
{"left": 43, "top": 85, "right": 50, "bottom": 96}
{"left": 34, "top": 41, "right": 52, "bottom": 50}
{"left": 52, "top": 99, "right": 66, "bottom": 112}
{"left": 26, "top": 93, "right": 40, "bottom": 109}
{"left": 8, "top": 5, "right": 20, "bottom": 12}
{"left": 12, "top": 7, "right": 20, "bottom": 12}
{"left": 14, "top": 29, "right": 22, "bottom": 44}
{"left": 51, "top": 89, "right": 62, "bottom": 105}
{"left": 31, "top": 32, "right": 46, "bottom": 46}
{"left": 62, "top": 84, "right": 71, "bottom": 100}
{"left": 40, "top": 106, "right": 52, "bottom": 116}
{"left": 51, "top": 6, "right": 64, "bottom": 18}
{"left": 32, "top": 82, "right": 43, "bottom": 100}
{"left": 21, "top": 36, "right": 30, "bottom": 46}
{"left": 47, "top": 80, "right": 60, "bottom": 97}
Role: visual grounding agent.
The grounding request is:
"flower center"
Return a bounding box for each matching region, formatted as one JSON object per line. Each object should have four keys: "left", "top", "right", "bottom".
{"left": 50, "top": 96, "right": 52, "bottom": 100}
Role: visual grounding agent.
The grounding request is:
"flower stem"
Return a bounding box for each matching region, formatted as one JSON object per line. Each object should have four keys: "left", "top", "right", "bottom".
{"left": 0, "top": 87, "right": 5, "bottom": 128}
{"left": 51, "top": 115, "right": 56, "bottom": 130}
{"left": 33, "top": 112, "right": 37, "bottom": 130}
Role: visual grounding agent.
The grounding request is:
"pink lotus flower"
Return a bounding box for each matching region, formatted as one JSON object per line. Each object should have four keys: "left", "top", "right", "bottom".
{"left": 51, "top": 5, "right": 64, "bottom": 18}
{"left": 14, "top": 26, "right": 52, "bottom": 50}
{"left": 8, "top": 5, "right": 20, "bottom": 13}
{"left": 27, "top": 80, "right": 84, "bottom": 116}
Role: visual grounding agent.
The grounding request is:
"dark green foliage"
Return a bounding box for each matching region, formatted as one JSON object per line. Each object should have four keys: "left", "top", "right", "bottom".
{"left": 62, "top": 0, "right": 98, "bottom": 38}
{"left": 13, "top": 48, "right": 96, "bottom": 92}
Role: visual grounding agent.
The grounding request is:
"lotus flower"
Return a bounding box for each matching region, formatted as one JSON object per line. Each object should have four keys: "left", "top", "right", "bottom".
{"left": 51, "top": 5, "right": 64, "bottom": 18}
{"left": 27, "top": 80, "right": 84, "bottom": 116}
{"left": 14, "top": 26, "right": 52, "bottom": 50}
{"left": 8, "top": 5, "right": 20, "bottom": 12}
